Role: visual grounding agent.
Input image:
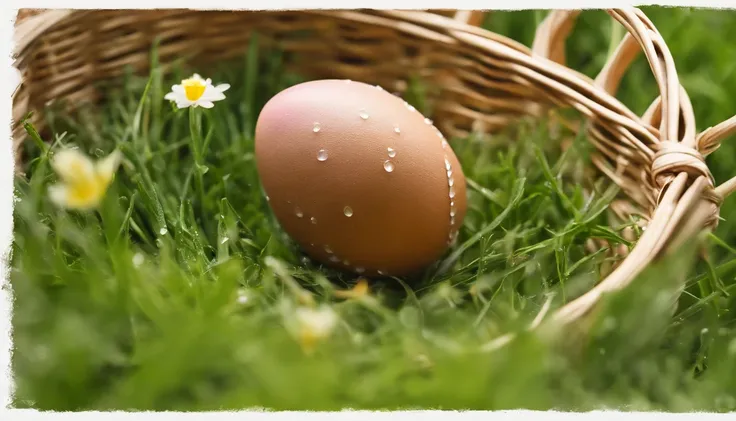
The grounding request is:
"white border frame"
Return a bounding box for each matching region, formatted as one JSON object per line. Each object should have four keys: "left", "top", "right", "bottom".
{"left": 2, "top": 1, "right": 734, "bottom": 418}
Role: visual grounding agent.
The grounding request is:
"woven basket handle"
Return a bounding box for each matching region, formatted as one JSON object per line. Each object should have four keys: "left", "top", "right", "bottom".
{"left": 533, "top": 9, "right": 736, "bottom": 200}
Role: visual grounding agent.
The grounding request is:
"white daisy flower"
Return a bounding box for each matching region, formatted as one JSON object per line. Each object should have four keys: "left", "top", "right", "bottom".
{"left": 164, "top": 73, "right": 230, "bottom": 109}
{"left": 293, "top": 305, "right": 339, "bottom": 353}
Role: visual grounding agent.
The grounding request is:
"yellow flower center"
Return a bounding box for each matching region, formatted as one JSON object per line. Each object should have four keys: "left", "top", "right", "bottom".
{"left": 182, "top": 78, "right": 206, "bottom": 101}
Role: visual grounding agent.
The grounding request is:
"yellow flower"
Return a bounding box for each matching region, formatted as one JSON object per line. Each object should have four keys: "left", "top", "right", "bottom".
{"left": 48, "top": 149, "right": 122, "bottom": 210}
{"left": 334, "top": 278, "right": 370, "bottom": 299}
{"left": 164, "top": 73, "right": 230, "bottom": 109}
{"left": 294, "top": 306, "right": 338, "bottom": 354}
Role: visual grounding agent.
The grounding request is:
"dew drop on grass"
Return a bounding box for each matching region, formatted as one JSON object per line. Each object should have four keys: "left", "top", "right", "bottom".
{"left": 132, "top": 253, "right": 144, "bottom": 267}
{"left": 384, "top": 160, "right": 395, "bottom": 172}
{"left": 159, "top": 227, "right": 168, "bottom": 236}
{"left": 317, "top": 149, "right": 328, "bottom": 161}
{"left": 387, "top": 147, "right": 396, "bottom": 158}
{"left": 344, "top": 206, "right": 353, "bottom": 217}
{"left": 313, "top": 122, "right": 321, "bottom": 133}
{"left": 220, "top": 237, "right": 229, "bottom": 244}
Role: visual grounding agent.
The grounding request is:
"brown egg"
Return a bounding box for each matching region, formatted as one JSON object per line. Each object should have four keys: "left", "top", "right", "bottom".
{"left": 255, "top": 80, "right": 466, "bottom": 277}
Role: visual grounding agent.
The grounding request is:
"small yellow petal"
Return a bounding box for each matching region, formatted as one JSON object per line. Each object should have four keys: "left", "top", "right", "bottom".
{"left": 334, "top": 278, "right": 369, "bottom": 299}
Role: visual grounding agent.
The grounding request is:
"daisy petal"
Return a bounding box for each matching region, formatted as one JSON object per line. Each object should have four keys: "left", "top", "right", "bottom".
{"left": 200, "top": 90, "right": 226, "bottom": 101}
{"left": 198, "top": 101, "right": 215, "bottom": 109}
{"left": 51, "top": 149, "right": 95, "bottom": 184}
{"left": 172, "top": 85, "right": 184, "bottom": 94}
{"left": 164, "top": 92, "right": 177, "bottom": 101}
{"left": 48, "top": 184, "right": 69, "bottom": 208}
{"left": 215, "top": 83, "right": 230, "bottom": 93}
{"left": 95, "top": 150, "right": 123, "bottom": 186}
{"left": 176, "top": 100, "right": 192, "bottom": 109}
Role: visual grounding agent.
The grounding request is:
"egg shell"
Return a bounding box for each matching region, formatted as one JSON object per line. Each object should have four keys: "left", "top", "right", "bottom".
{"left": 255, "top": 80, "right": 467, "bottom": 277}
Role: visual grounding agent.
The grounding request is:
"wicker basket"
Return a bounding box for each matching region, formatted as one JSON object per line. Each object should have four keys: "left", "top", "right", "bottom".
{"left": 11, "top": 8, "right": 736, "bottom": 331}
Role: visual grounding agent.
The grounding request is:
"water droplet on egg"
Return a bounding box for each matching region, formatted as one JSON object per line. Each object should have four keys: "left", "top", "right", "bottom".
{"left": 450, "top": 216, "right": 456, "bottom": 225}
{"left": 394, "top": 126, "right": 401, "bottom": 134}
{"left": 387, "top": 147, "right": 396, "bottom": 158}
{"left": 447, "top": 169, "right": 453, "bottom": 178}
{"left": 313, "top": 122, "right": 321, "bottom": 133}
{"left": 359, "top": 109, "right": 369, "bottom": 120}
{"left": 311, "top": 217, "right": 317, "bottom": 224}
{"left": 448, "top": 177, "right": 455, "bottom": 187}
{"left": 384, "top": 160, "right": 395, "bottom": 173}
{"left": 344, "top": 206, "right": 353, "bottom": 217}
{"left": 377, "top": 270, "right": 386, "bottom": 275}
{"left": 444, "top": 159, "right": 451, "bottom": 170}
{"left": 406, "top": 103, "right": 416, "bottom": 112}
{"left": 424, "top": 118, "right": 433, "bottom": 125}
{"left": 295, "top": 207, "right": 303, "bottom": 218}
{"left": 450, "top": 201, "right": 455, "bottom": 207}
{"left": 450, "top": 210, "right": 456, "bottom": 217}
{"left": 343, "top": 260, "right": 350, "bottom": 265}
{"left": 375, "top": 85, "right": 384, "bottom": 91}
{"left": 442, "top": 140, "right": 449, "bottom": 149}
{"left": 449, "top": 186, "right": 456, "bottom": 199}
{"left": 317, "top": 149, "right": 328, "bottom": 161}
{"left": 324, "top": 245, "right": 333, "bottom": 254}
{"left": 330, "top": 255, "right": 340, "bottom": 262}
{"left": 265, "top": 195, "right": 270, "bottom": 202}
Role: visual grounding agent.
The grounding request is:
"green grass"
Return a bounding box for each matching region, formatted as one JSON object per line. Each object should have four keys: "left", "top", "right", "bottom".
{"left": 10, "top": 8, "right": 736, "bottom": 412}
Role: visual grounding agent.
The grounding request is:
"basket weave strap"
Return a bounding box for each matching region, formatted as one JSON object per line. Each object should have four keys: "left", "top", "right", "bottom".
{"left": 534, "top": 9, "right": 736, "bottom": 201}
{"left": 529, "top": 8, "right": 731, "bottom": 324}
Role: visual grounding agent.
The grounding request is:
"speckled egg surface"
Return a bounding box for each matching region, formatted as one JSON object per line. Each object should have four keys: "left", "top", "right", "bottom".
{"left": 255, "top": 80, "right": 466, "bottom": 277}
